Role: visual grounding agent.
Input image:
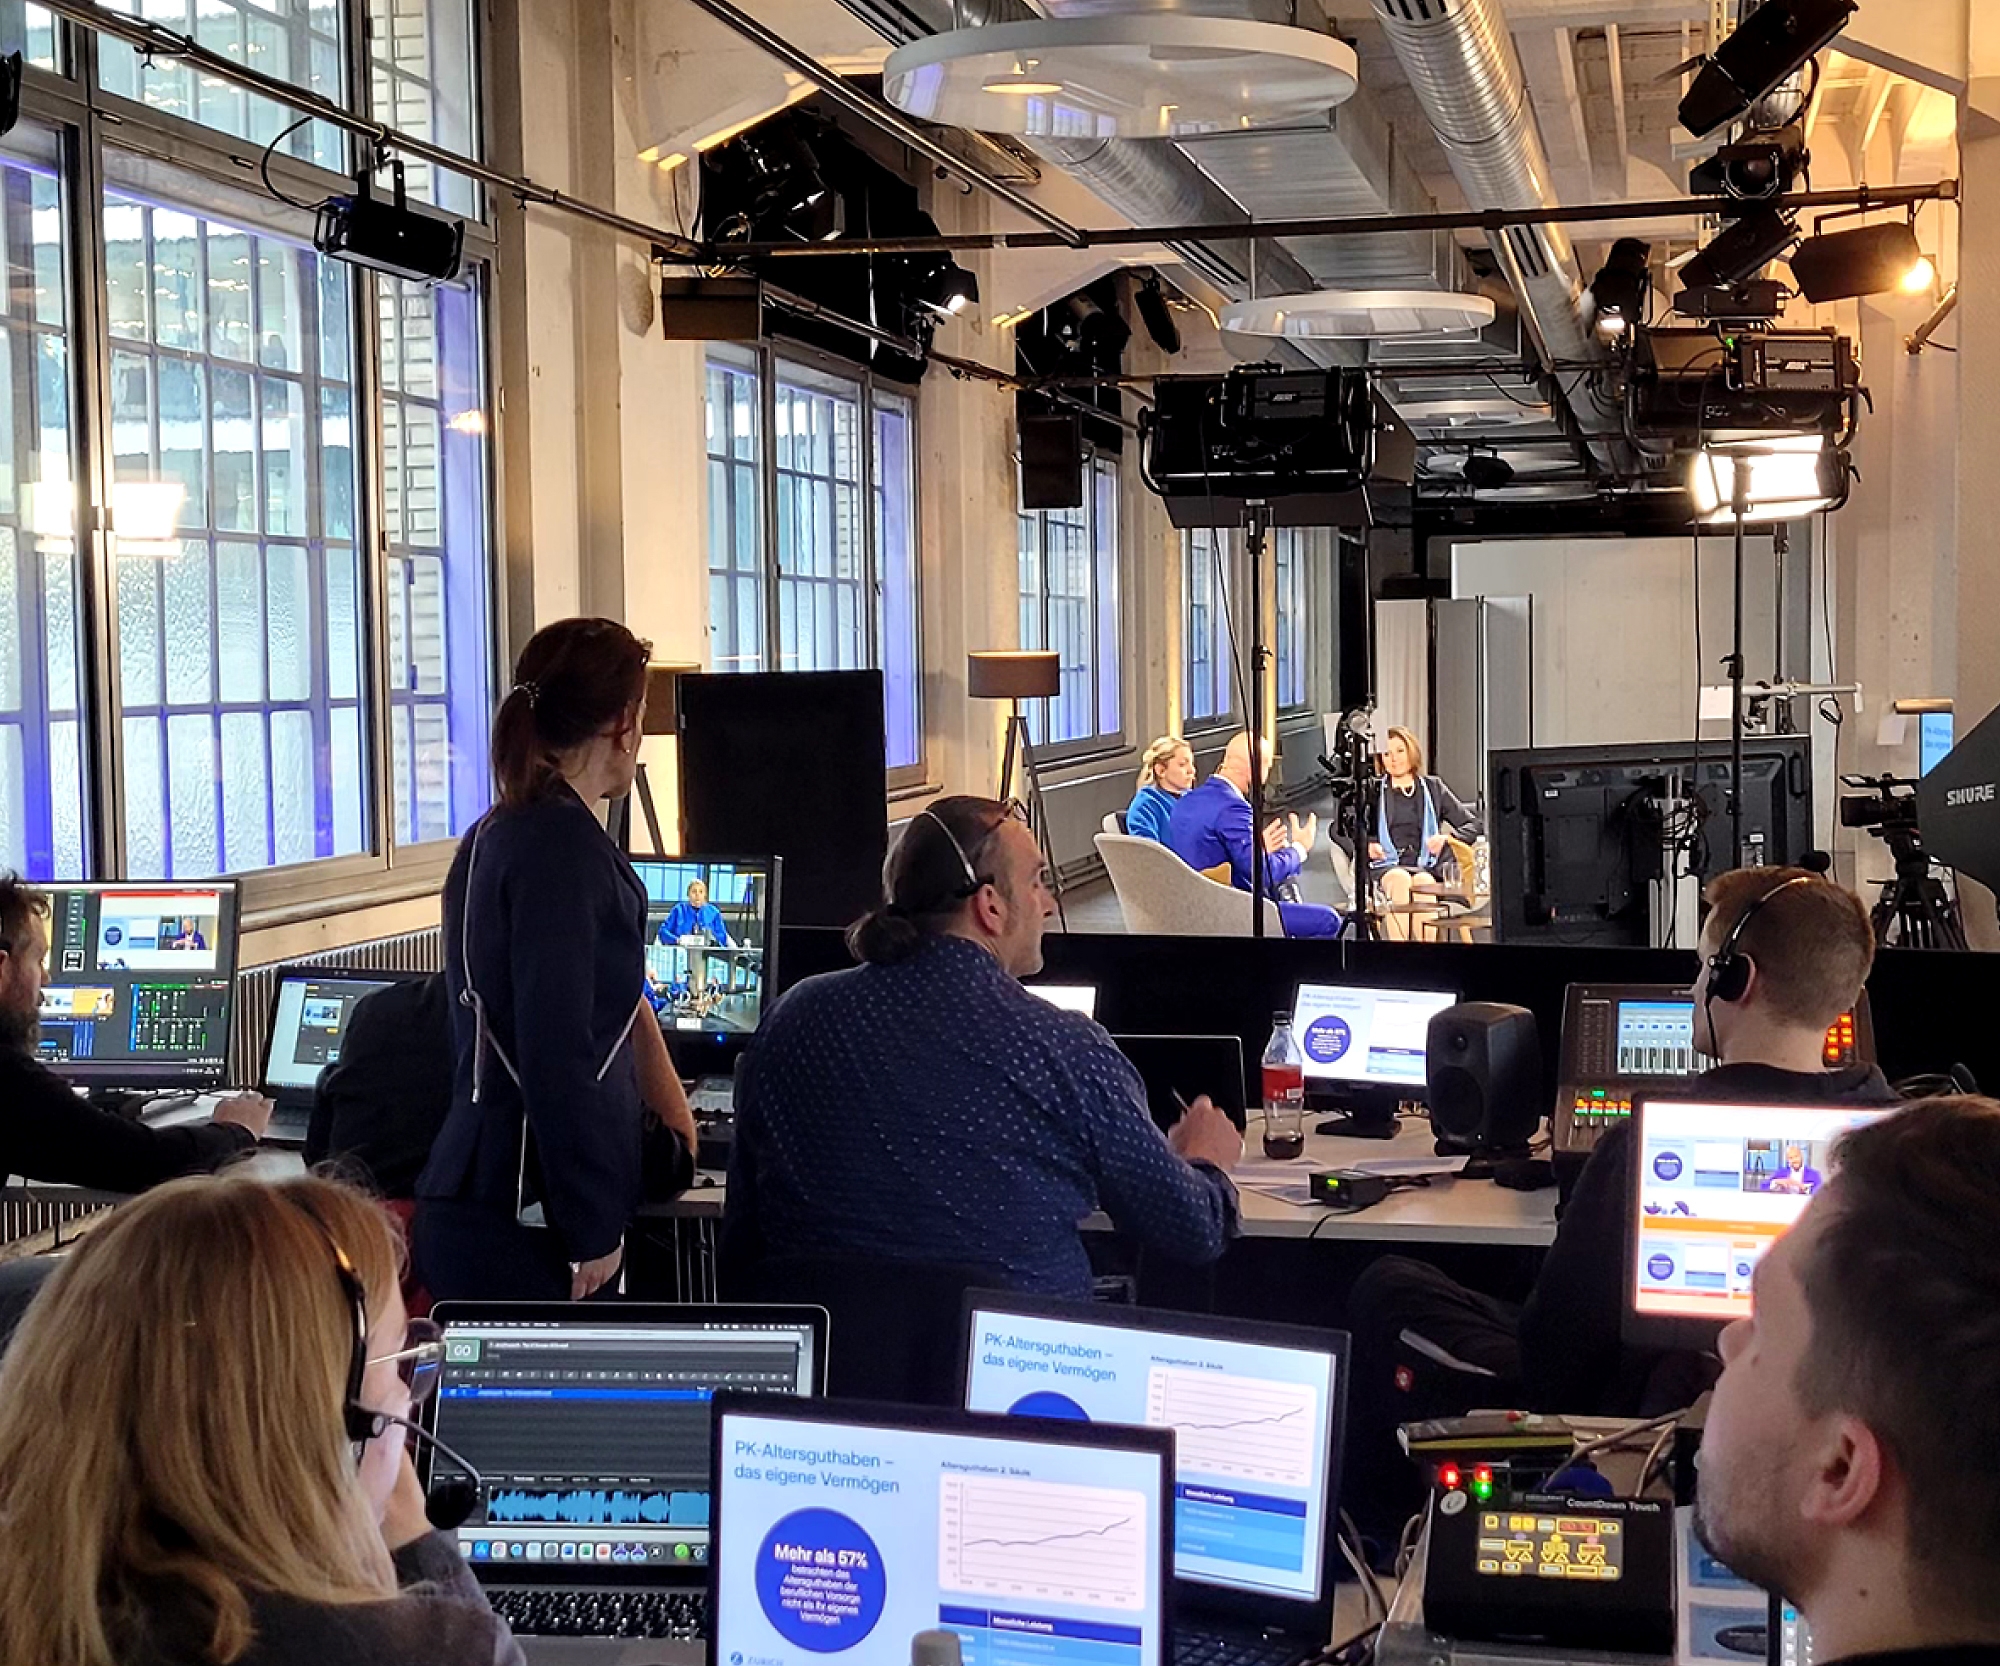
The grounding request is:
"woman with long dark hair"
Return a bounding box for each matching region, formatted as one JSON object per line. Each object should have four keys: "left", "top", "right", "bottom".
{"left": 414, "top": 618, "right": 696, "bottom": 1302}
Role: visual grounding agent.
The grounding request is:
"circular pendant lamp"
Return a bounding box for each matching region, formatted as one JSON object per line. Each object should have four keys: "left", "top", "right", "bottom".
{"left": 883, "top": 16, "right": 1359, "bottom": 141}
{"left": 1220, "top": 290, "right": 1497, "bottom": 340}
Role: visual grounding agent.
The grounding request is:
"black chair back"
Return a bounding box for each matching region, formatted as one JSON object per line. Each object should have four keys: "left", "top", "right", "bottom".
{"left": 0, "top": 1255, "right": 60, "bottom": 1354}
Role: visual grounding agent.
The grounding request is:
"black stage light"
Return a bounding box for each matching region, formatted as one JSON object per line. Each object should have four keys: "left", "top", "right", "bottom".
{"left": 1679, "top": 205, "right": 1795, "bottom": 291}
{"left": 914, "top": 260, "right": 978, "bottom": 319}
{"left": 1679, "top": 0, "right": 1856, "bottom": 138}
{"left": 1587, "top": 237, "right": 1652, "bottom": 340}
{"left": 1134, "top": 274, "right": 1182, "bottom": 356}
{"left": 1689, "top": 120, "right": 1807, "bottom": 205}
{"left": 1675, "top": 278, "right": 1789, "bottom": 321}
{"left": 1463, "top": 453, "right": 1516, "bottom": 491}
{"left": 1064, "top": 291, "right": 1132, "bottom": 356}
{"left": 1790, "top": 220, "right": 1934, "bottom": 304}
{"left": 314, "top": 161, "right": 464, "bottom": 284}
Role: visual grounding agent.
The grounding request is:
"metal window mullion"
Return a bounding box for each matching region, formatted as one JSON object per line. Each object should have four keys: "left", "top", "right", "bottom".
{"left": 858, "top": 367, "right": 877, "bottom": 670}
{"left": 758, "top": 341, "right": 778, "bottom": 674}
{"left": 356, "top": 270, "right": 395, "bottom": 865}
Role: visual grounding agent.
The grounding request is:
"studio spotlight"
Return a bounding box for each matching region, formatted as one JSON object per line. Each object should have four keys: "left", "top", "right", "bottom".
{"left": 1678, "top": 0, "right": 1856, "bottom": 138}
{"left": 1679, "top": 205, "right": 1796, "bottom": 291}
{"left": 1587, "top": 238, "right": 1652, "bottom": 340}
{"left": 1689, "top": 120, "right": 1807, "bottom": 205}
{"left": 1134, "top": 275, "right": 1183, "bottom": 356}
{"left": 926, "top": 264, "right": 979, "bottom": 317}
{"left": 1064, "top": 291, "right": 1132, "bottom": 356}
{"left": 1790, "top": 220, "right": 1933, "bottom": 304}
{"left": 1687, "top": 433, "right": 1849, "bottom": 524}
{"left": 1462, "top": 453, "right": 1516, "bottom": 491}
{"left": 313, "top": 160, "right": 464, "bottom": 284}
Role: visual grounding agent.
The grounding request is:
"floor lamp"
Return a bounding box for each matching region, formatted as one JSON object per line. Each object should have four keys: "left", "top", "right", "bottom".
{"left": 968, "top": 650, "right": 1065, "bottom": 919}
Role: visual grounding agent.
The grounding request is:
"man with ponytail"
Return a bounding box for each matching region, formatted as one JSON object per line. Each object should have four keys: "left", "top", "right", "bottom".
{"left": 414, "top": 618, "right": 697, "bottom": 1304}
{"left": 721, "top": 796, "right": 1242, "bottom": 1297}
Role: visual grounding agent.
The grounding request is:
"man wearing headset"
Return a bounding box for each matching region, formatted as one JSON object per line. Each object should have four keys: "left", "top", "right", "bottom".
{"left": 1343, "top": 867, "right": 1897, "bottom": 1541}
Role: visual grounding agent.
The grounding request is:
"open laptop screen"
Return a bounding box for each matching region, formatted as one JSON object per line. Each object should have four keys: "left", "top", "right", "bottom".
{"left": 424, "top": 1305, "right": 824, "bottom": 1581}
{"left": 712, "top": 1396, "right": 1172, "bottom": 1666}
{"left": 961, "top": 1295, "right": 1347, "bottom": 1614}
{"left": 262, "top": 970, "right": 409, "bottom": 1096}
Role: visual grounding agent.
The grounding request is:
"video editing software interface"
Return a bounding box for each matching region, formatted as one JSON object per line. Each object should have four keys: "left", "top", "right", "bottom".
{"left": 716, "top": 1405, "right": 1169, "bottom": 1666}
{"left": 427, "top": 1316, "right": 819, "bottom": 1572}
{"left": 36, "top": 885, "right": 236, "bottom": 1087}
{"left": 263, "top": 973, "right": 402, "bottom": 1094}
{"left": 1291, "top": 983, "right": 1457, "bottom": 1089}
{"left": 1630, "top": 1099, "right": 1896, "bottom": 1325}
{"left": 634, "top": 858, "right": 775, "bottom": 1038}
{"left": 963, "top": 1305, "right": 1342, "bottom": 1607}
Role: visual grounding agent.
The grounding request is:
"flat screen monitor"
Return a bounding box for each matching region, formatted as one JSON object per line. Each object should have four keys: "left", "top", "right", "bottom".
{"left": 261, "top": 967, "right": 420, "bottom": 1100}
{"left": 1027, "top": 983, "right": 1097, "bottom": 1017}
{"left": 1625, "top": 1097, "right": 1897, "bottom": 1349}
{"left": 711, "top": 1396, "right": 1173, "bottom": 1666}
{"left": 1919, "top": 711, "right": 1954, "bottom": 777}
{"left": 960, "top": 1293, "right": 1348, "bottom": 1628}
{"left": 422, "top": 1303, "right": 826, "bottom": 1580}
{"left": 633, "top": 857, "right": 779, "bottom": 1053}
{"left": 36, "top": 883, "right": 239, "bottom": 1089}
{"left": 1291, "top": 983, "right": 1458, "bottom": 1089}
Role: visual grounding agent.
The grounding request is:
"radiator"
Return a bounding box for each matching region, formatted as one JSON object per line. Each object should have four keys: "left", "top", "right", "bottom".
{"left": 230, "top": 928, "right": 444, "bottom": 1088}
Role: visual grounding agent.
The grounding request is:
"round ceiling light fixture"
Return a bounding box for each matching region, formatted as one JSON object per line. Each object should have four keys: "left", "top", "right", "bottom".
{"left": 883, "top": 16, "right": 1359, "bottom": 140}
{"left": 1396, "top": 397, "right": 1552, "bottom": 434}
{"left": 1220, "top": 290, "right": 1496, "bottom": 340}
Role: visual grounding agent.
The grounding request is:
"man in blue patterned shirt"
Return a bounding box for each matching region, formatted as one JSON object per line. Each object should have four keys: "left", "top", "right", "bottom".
{"left": 721, "top": 796, "right": 1242, "bottom": 1297}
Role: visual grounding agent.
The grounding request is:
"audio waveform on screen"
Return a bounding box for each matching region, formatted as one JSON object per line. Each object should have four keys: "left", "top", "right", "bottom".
{"left": 486, "top": 1488, "right": 710, "bottom": 1527}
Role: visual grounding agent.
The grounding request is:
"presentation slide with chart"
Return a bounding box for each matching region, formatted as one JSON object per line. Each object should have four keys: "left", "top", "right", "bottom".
{"left": 90, "top": 889, "right": 226, "bottom": 973}
{"left": 1290, "top": 984, "right": 1456, "bottom": 1087}
{"left": 1632, "top": 1100, "right": 1895, "bottom": 1322}
{"left": 963, "top": 1308, "right": 1337, "bottom": 1601}
{"left": 716, "top": 1410, "right": 1167, "bottom": 1666}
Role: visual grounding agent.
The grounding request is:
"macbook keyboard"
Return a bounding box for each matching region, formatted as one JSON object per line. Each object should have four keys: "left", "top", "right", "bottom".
{"left": 1173, "top": 1629, "right": 1310, "bottom": 1666}
{"left": 490, "top": 1586, "right": 708, "bottom": 1640}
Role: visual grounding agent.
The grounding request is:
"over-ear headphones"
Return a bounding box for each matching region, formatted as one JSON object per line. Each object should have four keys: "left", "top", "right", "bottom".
{"left": 1707, "top": 874, "right": 1816, "bottom": 1004}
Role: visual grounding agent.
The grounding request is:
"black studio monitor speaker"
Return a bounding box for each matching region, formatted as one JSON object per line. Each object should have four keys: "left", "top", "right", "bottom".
{"left": 1019, "top": 409, "right": 1085, "bottom": 510}
{"left": 1427, "top": 1003, "right": 1542, "bottom": 1153}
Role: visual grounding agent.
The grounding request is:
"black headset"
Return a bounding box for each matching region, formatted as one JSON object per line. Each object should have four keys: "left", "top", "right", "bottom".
{"left": 1706, "top": 873, "right": 1817, "bottom": 1005}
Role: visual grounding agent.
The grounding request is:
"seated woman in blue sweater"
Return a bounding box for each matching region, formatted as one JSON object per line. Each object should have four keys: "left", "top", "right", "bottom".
{"left": 1123, "top": 735, "right": 1195, "bottom": 843}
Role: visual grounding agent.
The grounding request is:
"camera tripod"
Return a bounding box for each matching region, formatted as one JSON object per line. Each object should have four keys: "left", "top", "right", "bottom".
{"left": 1867, "top": 834, "right": 1968, "bottom": 950}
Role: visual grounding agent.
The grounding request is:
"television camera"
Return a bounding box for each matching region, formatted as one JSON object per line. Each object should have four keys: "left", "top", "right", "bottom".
{"left": 1839, "top": 773, "right": 1966, "bottom": 949}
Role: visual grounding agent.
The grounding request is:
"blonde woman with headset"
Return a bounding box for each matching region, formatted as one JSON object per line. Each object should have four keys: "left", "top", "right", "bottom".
{"left": 0, "top": 1171, "right": 522, "bottom": 1666}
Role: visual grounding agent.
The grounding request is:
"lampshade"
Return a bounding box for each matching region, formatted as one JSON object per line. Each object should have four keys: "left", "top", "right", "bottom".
{"left": 968, "top": 650, "right": 1060, "bottom": 701}
{"left": 642, "top": 662, "right": 701, "bottom": 736}
{"left": 1220, "top": 290, "right": 1496, "bottom": 341}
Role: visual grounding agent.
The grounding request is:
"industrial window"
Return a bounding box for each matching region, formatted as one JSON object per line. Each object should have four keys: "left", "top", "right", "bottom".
{"left": 1183, "top": 526, "right": 1236, "bottom": 726}
{"left": 1017, "top": 455, "right": 1121, "bottom": 752}
{"left": 1275, "top": 527, "right": 1311, "bottom": 713}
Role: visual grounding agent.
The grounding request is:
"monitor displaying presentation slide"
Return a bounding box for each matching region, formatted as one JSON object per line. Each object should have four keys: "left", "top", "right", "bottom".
{"left": 961, "top": 1298, "right": 1346, "bottom": 1608}
{"left": 1026, "top": 984, "right": 1098, "bottom": 1017}
{"left": 262, "top": 970, "right": 413, "bottom": 1096}
{"left": 713, "top": 1399, "right": 1171, "bottom": 1666}
{"left": 36, "top": 883, "right": 238, "bottom": 1089}
{"left": 633, "top": 857, "right": 778, "bottom": 1038}
{"left": 1626, "top": 1098, "right": 1897, "bottom": 1345}
{"left": 1291, "top": 983, "right": 1457, "bottom": 1088}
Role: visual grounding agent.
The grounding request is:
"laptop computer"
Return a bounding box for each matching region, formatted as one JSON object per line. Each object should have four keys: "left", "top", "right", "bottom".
{"left": 709, "top": 1393, "right": 1174, "bottom": 1666}
{"left": 259, "top": 964, "right": 425, "bottom": 1145}
{"left": 959, "top": 1292, "right": 1351, "bottom": 1666}
{"left": 1112, "top": 1034, "right": 1249, "bottom": 1133}
{"left": 420, "top": 1302, "right": 828, "bottom": 1663}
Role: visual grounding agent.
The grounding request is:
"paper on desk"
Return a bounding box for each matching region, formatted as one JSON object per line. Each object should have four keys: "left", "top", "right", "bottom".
{"left": 1342, "top": 1154, "right": 1467, "bottom": 1179}
{"left": 1231, "top": 1162, "right": 1317, "bottom": 1207}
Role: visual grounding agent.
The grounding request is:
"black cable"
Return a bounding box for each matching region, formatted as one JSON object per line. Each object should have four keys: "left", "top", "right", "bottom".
{"left": 259, "top": 114, "right": 325, "bottom": 213}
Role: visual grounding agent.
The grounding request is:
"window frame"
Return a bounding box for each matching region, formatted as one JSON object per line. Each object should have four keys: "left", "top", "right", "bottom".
{"left": 1016, "top": 446, "right": 1123, "bottom": 762}
{"left": 1274, "top": 525, "right": 1314, "bottom": 716}
{"left": 6, "top": 0, "right": 501, "bottom": 924}
{"left": 701, "top": 338, "right": 926, "bottom": 791}
{"left": 1181, "top": 524, "right": 1240, "bottom": 734}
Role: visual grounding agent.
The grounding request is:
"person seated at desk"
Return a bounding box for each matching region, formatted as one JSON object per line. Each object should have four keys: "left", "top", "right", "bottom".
{"left": 1167, "top": 732, "right": 1341, "bottom": 939}
{"left": 0, "top": 1171, "right": 524, "bottom": 1666}
{"left": 0, "top": 875, "right": 271, "bottom": 1190}
{"left": 1696, "top": 1096, "right": 2000, "bottom": 1666}
{"left": 1124, "top": 735, "right": 1195, "bottom": 843}
{"left": 307, "top": 973, "right": 453, "bottom": 1200}
{"left": 1367, "top": 726, "right": 1483, "bottom": 941}
{"left": 1342, "top": 867, "right": 1895, "bottom": 1540}
{"left": 721, "top": 795, "right": 1243, "bottom": 1299}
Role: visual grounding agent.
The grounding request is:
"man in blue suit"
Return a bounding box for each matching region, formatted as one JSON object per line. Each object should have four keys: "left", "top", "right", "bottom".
{"left": 1168, "top": 733, "right": 1341, "bottom": 938}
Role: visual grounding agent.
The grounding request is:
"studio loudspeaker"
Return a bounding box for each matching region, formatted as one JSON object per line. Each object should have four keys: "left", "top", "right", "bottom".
{"left": 1019, "top": 408, "right": 1085, "bottom": 510}
{"left": 1427, "top": 1003, "right": 1541, "bottom": 1152}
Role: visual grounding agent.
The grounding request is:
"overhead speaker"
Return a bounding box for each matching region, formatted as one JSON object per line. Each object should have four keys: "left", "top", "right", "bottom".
{"left": 1426, "top": 1003, "right": 1541, "bottom": 1153}
{"left": 1019, "top": 408, "right": 1085, "bottom": 510}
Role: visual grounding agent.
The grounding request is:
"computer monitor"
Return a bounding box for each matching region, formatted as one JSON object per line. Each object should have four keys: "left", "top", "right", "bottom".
{"left": 35, "top": 882, "right": 239, "bottom": 1090}
{"left": 1919, "top": 711, "right": 1954, "bottom": 777}
{"left": 261, "top": 966, "right": 422, "bottom": 1102}
{"left": 1769, "top": 1595, "right": 1813, "bottom": 1666}
{"left": 1624, "top": 1097, "right": 1898, "bottom": 1350}
{"left": 711, "top": 1395, "right": 1173, "bottom": 1666}
{"left": 422, "top": 1302, "right": 827, "bottom": 1578}
{"left": 1292, "top": 982, "right": 1457, "bottom": 1094}
{"left": 633, "top": 856, "right": 779, "bottom": 1062}
{"left": 960, "top": 1293, "right": 1348, "bottom": 1634}
{"left": 1026, "top": 983, "right": 1098, "bottom": 1018}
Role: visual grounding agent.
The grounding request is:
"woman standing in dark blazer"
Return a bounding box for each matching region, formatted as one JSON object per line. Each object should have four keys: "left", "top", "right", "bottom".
{"left": 415, "top": 618, "right": 696, "bottom": 1302}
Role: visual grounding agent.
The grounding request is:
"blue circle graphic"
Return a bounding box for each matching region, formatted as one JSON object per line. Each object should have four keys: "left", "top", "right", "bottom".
{"left": 755, "top": 1508, "right": 886, "bottom": 1652}
{"left": 1303, "top": 1015, "right": 1353, "bottom": 1066}
{"left": 1009, "top": 1391, "right": 1090, "bottom": 1420}
{"left": 1734, "top": 1258, "right": 1753, "bottom": 1280}
{"left": 1652, "top": 1150, "right": 1684, "bottom": 1182}
{"left": 103, "top": 925, "right": 123, "bottom": 946}
{"left": 1647, "top": 1252, "right": 1677, "bottom": 1282}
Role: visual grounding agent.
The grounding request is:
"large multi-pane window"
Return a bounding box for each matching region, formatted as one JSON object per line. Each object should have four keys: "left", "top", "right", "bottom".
{"left": 1017, "top": 456, "right": 1120, "bottom": 750}
{"left": 1275, "top": 527, "right": 1310, "bottom": 712}
{"left": 701, "top": 347, "right": 923, "bottom": 777}
{"left": 1183, "top": 527, "right": 1235, "bottom": 726}
{"left": 0, "top": 0, "right": 497, "bottom": 903}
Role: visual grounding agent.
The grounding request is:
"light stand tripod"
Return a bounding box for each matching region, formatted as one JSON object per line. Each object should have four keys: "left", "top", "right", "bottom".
{"left": 969, "top": 650, "right": 1066, "bottom": 930}
{"left": 1242, "top": 500, "right": 1273, "bottom": 939}
{"left": 997, "top": 698, "right": 1067, "bottom": 930}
